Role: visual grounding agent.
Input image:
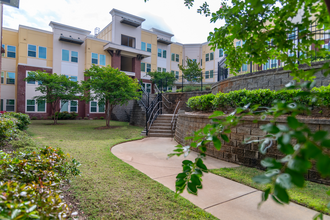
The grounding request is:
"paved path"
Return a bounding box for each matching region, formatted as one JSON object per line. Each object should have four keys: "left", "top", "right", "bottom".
{"left": 112, "top": 137, "right": 330, "bottom": 220}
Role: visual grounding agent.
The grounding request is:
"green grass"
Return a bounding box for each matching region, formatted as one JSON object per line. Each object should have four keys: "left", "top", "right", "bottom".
{"left": 29, "top": 120, "right": 217, "bottom": 219}
{"left": 210, "top": 166, "right": 330, "bottom": 215}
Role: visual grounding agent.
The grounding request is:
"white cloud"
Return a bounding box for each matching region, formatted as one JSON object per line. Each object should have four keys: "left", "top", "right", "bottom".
{"left": 3, "top": 0, "right": 225, "bottom": 43}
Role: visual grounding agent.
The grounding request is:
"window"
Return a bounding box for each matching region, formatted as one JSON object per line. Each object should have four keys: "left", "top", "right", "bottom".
{"left": 288, "top": 50, "right": 294, "bottom": 57}
{"left": 175, "top": 54, "right": 179, "bottom": 62}
{"left": 92, "top": 53, "right": 98, "bottom": 64}
{"left": 90, "top": 101, "right": 105, "bottom": 113}
{"left": 157, "top": 67, "right": 162, "bottom": 72}
{"left": 70, "top": 76, "right": 77, "bottom": 82}
{"left": 162, "top": 68, "right": 166, "bottom": 72}
{"left": 176, "top": 71, "right": 179, "bottom": 79}
{"left": 141, "top": 62, "right": 145, "bottom": 72}
{"left": 242, "top": 63, "right": 248, "bottom": 71}
{"left": 219, "top": 49, "right": 224, "bottom": 57}
{"left": 147, "top": 64, "right": 151, "bottom": 72}
{"left": 62, "top": 49, "right": 70, "bottom": 61}
{"left": 37, "top": 100, "right": 46, "bottom": 112}
{"left": 163, "top": 50, "right": 167, "bottom": 58}
{"left": 6, "top": 99, "right": 15, "bottom": 111}
{"left": 71, "top": 51, "right": 78, "bottom": 63}
{"left": 236, "top": 41, "right": 241, "bottom": 47}
{"left": 141, "top": 42, "right": 146, "bottom": 51}
{"left": 271, "top": 59, "right": 277, "bottom": 68}
{"left": 39, "top": 46, "right": 47, "bottom": 59}
{"left": 205, "top": 71, "right": 209, "bottom": 79}
{"left": 158, "top": 48, "right": 162, "bottom": 57}
{"left": 7, "top": 45, "right": 16, "bottom": 58}
{"left": 60, "top": 100, "right": 78, "bottom": 113}
{"left": 0, "top": 99, "right": 3, "bottom": 111}
{"left": 263, "top": 60, "right": 270, "bottom": 70}
{"left": 27, "top": 72, "right": 35, "bottom": 84}
{"left": 1, "top": 72, "right": 3, "bottom": 84}
{"left": 210, "top": 70, "right": 214, "bottom": 78}
{"left": 100, "top": 54, "right": 106, "bottom": 66}
{"left": 210, "top": 52, "right": 214, "bottom": 61}
{"left": 322, "top": 44, "right": 330, "bottom": 50}
{"left": 121, "top": 35, "right": 135, "bottom": 48}
{"left": 201, "top": 59, "right": 202, "bottom": 66}
{"left": 147, "top": 43, "right": 151, "bottom": 52}
{"left": 26, "top": 100, "right": 35, "bottom": 112}
{"left": 171, "top": 53, "right": 175, "bottom": 61}
{"left": 2, "top": 44, "right": 5, "bottom": 57}
{"left": 206, "top": 53, "right": 209, "bottom": 62}
{"left": 288, "top": 30, "right": 296, "bottom": 40}
{"left": 7, "top": 72, "right": 15, "bottom": 84}
{"left": 28, "top": 45, "right": 37, "bottom": 57}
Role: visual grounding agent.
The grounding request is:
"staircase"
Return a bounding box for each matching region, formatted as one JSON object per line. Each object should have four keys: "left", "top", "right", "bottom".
{"left": 144, "top": 114, "right": 174, "bottom": 137}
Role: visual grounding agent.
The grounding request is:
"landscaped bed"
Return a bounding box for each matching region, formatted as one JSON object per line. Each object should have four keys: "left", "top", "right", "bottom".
{"left": 210, "top": 166, "right": 330, "bottom": 215}
{"left": 28, "top": 120, "right": 217, "bottom": 219}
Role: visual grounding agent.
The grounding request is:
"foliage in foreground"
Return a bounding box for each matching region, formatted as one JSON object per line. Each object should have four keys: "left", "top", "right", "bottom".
{"left": 1, "top": 112, "right": 31, "bottom": 131}
{"left": 187, "top": 85, "right": 330, "bottom": 112}
{"left": 0, "top": 146, "right": 81, "bottom": 219}
{"left": 210, "top": 166, "right": 330, "bottom": 215}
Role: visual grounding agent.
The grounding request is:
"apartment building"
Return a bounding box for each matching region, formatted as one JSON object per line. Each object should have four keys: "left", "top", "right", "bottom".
{"left": 0, "top": 8, "right": 226, "bottom": 118}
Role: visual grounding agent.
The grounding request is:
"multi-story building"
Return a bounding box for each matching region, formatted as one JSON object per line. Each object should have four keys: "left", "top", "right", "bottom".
{"left": 0, "top": 8, "right": 228, "bottom": 118}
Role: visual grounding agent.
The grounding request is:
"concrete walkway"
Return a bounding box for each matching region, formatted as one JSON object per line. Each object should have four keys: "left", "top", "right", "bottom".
{"left": 112, "top": 137, "right": 330, "bottom": 220}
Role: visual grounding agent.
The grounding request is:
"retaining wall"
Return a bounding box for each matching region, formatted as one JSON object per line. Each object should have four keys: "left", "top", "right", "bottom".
{"left": 174, "top": 112, "right": 330, "bottom": 184}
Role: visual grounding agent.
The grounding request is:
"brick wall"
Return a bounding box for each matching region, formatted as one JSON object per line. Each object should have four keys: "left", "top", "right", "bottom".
{"left": 175, "top": 112, "right": 330, "bottom": 184}
{"left": 212, "top": 60, "right": 330, "bottom": 94}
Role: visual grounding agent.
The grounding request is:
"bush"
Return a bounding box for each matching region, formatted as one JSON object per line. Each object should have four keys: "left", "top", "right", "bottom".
{"left": 0, "top": 117, "right": 17, "bottom": 146}
{"left": 79, "top": 117, "right": 82, "bottom": 120}
{"left": 167, "top": 90, "right": 172, "bottom": 93}
{"left": 187, "top": 85, "right": 330, "bottom": 112}
{"left": 47, "top": 116, "right": 52, "bottom": 120}
{"left": 2, "top": 112, "right": 30, "bottom": 131}
{"left": 31, "top": 116, "right": 38, "bottom": 120}
{"left": 84, "top": 117, "right": 88, "bottom": 120}
{"left": 0, "top": 146, "right": 81, "bottom": 218}
{"left": 187, "top": 93, "right": 215, "bottom": 111}
{"left": 9, "top": 130, "right": 37, "bottom": 150}
{"left": 100, "top": 116, "right": 104, "bottom": 120}
{"left": 94, "top": 117, "right": 98, "bottom": 120}
{"left": 53, "top": 111, "right": 78, "bottom": 120}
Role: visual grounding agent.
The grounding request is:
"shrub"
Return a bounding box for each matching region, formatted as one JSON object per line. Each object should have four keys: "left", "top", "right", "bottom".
{"left": 187, "top": 93, "right": 215, "bottom": 111}
{"left": 94, "top": 117, "right": 98, "bottom": 120}
{"left": 54, "top": 111, "right": 78, "bottom": 120}
{"left": 100, "top": 116, "right": 104, "bottom": 120}
{"left": 84, "top": 117, "right": 88, "bottom": 120}
{"left": 0, "top": 117, "right": 17, "bottom": 146}
{"left": 2, "top": 112, "right": 30, "bottom": 131}
{"left": 187, "top": 85, "right": 330, "bottom": 112}
{"left": 47, "top": 116, "right": 52, "bottom": 120}
{"left": 79, "top": 117, "right": 82, "bottom": 120}
{"left": 0, "top": 146, "right": 81, "bottom": 218}
{"left": 167, "top": 90, "right": 172, "bottom": 93}
{"left": 31, "top": 116, "right": 38, "bottom": 120}
{"left": 9, "top": 130, "right": 37, "bottom": 149}
{"left": 205, "top": 85, "right": 211, "bottom": 90}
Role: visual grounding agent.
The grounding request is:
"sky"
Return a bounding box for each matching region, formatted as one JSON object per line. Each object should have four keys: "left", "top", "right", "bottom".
{"left": 3, "top": 0, "right": 225, "bottom": 44}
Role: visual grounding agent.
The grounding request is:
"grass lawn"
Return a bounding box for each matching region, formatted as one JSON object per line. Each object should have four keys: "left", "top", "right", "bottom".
{"left": 28, "top": 120, "right": 217, "bottom": 219}
{"left": 210, "top": 166, "right": 330, "bottom": 215}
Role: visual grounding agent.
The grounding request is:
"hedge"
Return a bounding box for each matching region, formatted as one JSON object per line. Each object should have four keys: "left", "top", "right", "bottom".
{"left": 187, "top": 85, "right": 330, "bottom": 112}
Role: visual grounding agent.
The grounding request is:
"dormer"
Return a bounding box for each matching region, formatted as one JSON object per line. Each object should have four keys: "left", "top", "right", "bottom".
{"left": 110, "top": 9, "right": 145, "bottom": 28}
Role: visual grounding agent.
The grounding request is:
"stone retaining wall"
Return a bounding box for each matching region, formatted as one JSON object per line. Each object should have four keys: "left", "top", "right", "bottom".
{"left": 212, "top": 61, "right": 330, "bottom": 94}
{"left": 174, "top": 112, "right": 330, "bottom": 184}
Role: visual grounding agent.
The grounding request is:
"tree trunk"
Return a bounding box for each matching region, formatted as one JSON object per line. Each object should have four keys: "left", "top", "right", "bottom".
{"left": 106, "top": 101, "right": 111, "bottom": 127}
{"left": 52, "top": 103, "right": 57, "bottom": 125}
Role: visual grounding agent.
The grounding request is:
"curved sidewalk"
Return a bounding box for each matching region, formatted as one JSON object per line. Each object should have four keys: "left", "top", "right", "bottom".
{"left": 112, "top": 137, "right": 329, "bottom": 220}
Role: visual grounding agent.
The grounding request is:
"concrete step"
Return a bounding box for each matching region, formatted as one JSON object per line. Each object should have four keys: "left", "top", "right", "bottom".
{"left": 149, "top": 129, "right": 174, "bottom": 133}
{"left": 148, "top": 132, "right": 174, "bottom": 137}
{"left": 152, "top": 122, "right": 172, "bottom": 126}
{"left": 150, "top": 125, "right": 172, "bottom": 130}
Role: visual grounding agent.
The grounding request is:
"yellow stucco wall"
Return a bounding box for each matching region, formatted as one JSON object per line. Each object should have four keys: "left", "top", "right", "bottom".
{"left": 85, "top": 38, "right": 111, "bottom": 70}
{"left": 170, "top": 43, "right": 183, "bottom": 76}
{"left": 18, "top": 27, "right": 53, "bottom": 67}
{"left": 141, "top": 30, "right": 157, "bottom": 71}
{"left": 97, "top": 23, "right": 112, "bottom": 42}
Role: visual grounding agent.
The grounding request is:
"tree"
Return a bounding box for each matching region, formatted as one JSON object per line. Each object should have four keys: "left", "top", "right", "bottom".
{"left": 161, "top": 0, "right": 330, "bottom": 218}
{"left": 147, "top": 71, "right": 176, "bottom": 90}
{"left": 24, "top": 71, "right": 81, "bottom": 125}
{"left": 82, "top": 65, "right": 141, "bottom": 127}
{"left": 178, "top": 58, "right": 203, "bottom": 83}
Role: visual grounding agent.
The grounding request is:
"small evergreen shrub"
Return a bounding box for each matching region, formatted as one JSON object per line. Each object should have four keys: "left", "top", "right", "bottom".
{"left": 31, "top": 116, "right": 38, "bottom": 120}
{"left": 100, "top": 116, "right": 104, "bottom": 120}
{"left": 2, "top": 112, "right": 30, "bottom": 131}
{"left": 84, "top": 117, "right": 88, "bottom": 120}
{"left": 9, "top": 130, "right": 36, "bottom": 149}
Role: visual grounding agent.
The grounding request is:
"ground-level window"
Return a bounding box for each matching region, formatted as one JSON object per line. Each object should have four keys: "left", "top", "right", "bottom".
{"left": 60, "top": 100, "right": 78, "bottom": 113}
{"left": 6, "top": 99, "right": 15, "bottom": 112}
{"left": 0, "top": 99, "right": 3, "bottom": 111}
{"left": 90, "top": 101, "right": 105, "bottom": 113}
{"left": 205, "top": 71, "right": 209, "bottom": 79}
{"left": 26, "top": 99, "right": 46, "bottom": 112}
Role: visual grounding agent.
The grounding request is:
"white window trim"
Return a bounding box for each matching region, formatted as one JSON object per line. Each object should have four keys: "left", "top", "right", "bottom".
{"left": 27, "top": 44, "right": 37, "bottom": 58}
{"left": 7, "top": 45, "right": 16, "bottom": 59}
{"left": 5, "top": 99, "right": 15, "bottom": 112}
{"left": 90, "top": 101, "right": 105, "bottom": 113}
{"left": 26, "top": 99, "right": 46, "bottom": 113}
{"left": 60, "top": 100, "right": 79, "bottom": 113}
{"left": 38, "top": 46, "right": 47, "bottom": 59}
{"left": 91, "top": 53, "right": 99, "bottom": 65}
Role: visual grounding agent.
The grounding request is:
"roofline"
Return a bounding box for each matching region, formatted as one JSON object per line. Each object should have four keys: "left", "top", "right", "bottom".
{"left": 150, "top": 28, "right": 174, "bottom": 38}
{"left": 3, "top": 27, "right": 18, "bottom": 32}
{"left": 110, "top": 8, "right": 145, "bottom": 22}
{"left": 19, "top": 25, "right": 52, "bottom": 34}
{"left": 86, "top": 36, "right": 110, "bottom": 43}
{"left": 49, "top": 21, "right": 91, "bottom": 35}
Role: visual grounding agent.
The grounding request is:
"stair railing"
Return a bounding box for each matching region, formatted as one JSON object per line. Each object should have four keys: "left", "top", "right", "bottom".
{"left": 171, "top": 101, "right": 181, "bottom": 133}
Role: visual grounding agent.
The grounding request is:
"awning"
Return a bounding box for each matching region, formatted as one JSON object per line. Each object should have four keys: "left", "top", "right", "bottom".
{"left": 104, "top": 42, "right": 151, "bottom": 58}
{"left": 59, "top": 36, "right": 84, "bottom": 45}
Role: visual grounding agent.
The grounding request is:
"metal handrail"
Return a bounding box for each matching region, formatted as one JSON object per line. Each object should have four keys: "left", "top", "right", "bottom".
{"left": 147, "top": 101, "right": 163, "bottom": 124}
{"left": 148, "top": 107, "right": 163, "bottom": 131}
{"left": 171, "top": 101, "right": 181, "bottom": 132}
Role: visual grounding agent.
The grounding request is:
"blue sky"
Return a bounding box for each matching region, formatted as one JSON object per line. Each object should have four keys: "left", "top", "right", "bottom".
{"left": 3, "top": 0, "right": 224, "bottom": 43}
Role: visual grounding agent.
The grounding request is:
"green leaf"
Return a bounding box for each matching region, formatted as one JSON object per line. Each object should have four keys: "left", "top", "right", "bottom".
{"left": 187, "top": 182, "right": 198, "bottom": 195}
{"left": 196, "top": 158, "right": 208, "bottom": 172}
{"left": 260, "top": 124, "right": 280, "bottom": 134}
{"left": 313, "top": 131, "right": 328, "bottom": 142}
{"left": 176, "top": 172, "right": 187, "bottom": 180}
{"left": 209, "top": 111, "right": 224, "bottom": 118}
{"left": 316, "top": 154, "right": 330, "bottom": 176}
{"left": 221, "top": 134, "right": 230, "bottom": 143}
{"left": 182, "top": 160, "right": 193, "bottom": 166}
{"left": 286, "top": 169, "right": 305, "bottom": 188}
{"left": 274, "top": 183, "right": 289, "bottom": 204}
{"left": 258, "top": 187, "right": 271, "bottom": 208}
{"left": 191, "top": 174, "right": 202, "bottom": 187}
{"left": 287, "top": 116, "right": 300, "bottom": 130}
{"left": 11, "top": 209, "right": 21, "bottom": 219}
{"left": 276, "top": 174, "right": 292, "bottom": 189}
{"left": 212, "top": 136, "right": 222, "bottom": 150}
{"left": 288, "top": 157, "right": 311, "bottom": 173}
{"left": 321, "top": 139, "right": 330, "bottom": 148}
{"left": 252, "top": 174, "right": 272, "bottom": 184}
